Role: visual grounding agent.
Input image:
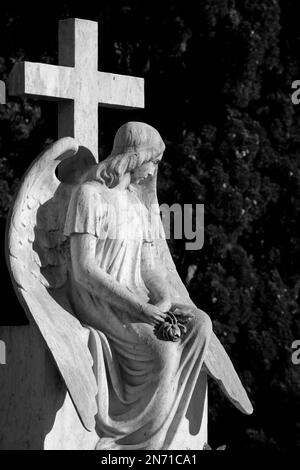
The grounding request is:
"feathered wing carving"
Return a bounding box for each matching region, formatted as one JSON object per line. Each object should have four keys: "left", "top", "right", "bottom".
{"left": 138, "top": 169, "right": 253, "bottom": 415}
{"left": 6, "top": 137, "right": 98, "bottom": 431}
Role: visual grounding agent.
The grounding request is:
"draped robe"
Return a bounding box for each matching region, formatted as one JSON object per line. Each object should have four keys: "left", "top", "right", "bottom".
{"left": 64, "top": 180, "right": 212, "bottom": 450}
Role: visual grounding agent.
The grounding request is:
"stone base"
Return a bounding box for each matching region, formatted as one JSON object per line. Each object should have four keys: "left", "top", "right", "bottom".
{"left": 0, "top": 323, "right": 98, "bottom": 450}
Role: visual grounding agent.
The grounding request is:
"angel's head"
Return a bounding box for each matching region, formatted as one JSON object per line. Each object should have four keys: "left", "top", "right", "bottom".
{"left": 83, "top": 122, "right": 165, "bottom": 188}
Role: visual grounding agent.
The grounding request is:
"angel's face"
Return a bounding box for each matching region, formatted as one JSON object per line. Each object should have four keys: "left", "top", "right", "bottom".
{"left": 130, "top": 155, "right": 162, "bottom": 184}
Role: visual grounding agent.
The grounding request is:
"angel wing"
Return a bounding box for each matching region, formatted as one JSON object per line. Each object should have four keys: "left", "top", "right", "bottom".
{"left": 136, "top": 167, "right": 253, "bottom": 415}
{"left": 5, "top": 137, "right": 98, "bottom": 431}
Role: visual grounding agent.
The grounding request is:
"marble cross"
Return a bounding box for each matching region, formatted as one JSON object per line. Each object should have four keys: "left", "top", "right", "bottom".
{"left": 8, "top": 18, "right": 144, "bottom": 160}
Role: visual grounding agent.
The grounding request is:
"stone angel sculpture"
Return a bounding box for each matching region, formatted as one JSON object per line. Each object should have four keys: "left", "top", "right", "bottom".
{"left": 6, "top": 122, "right": 253, "bottom": 450}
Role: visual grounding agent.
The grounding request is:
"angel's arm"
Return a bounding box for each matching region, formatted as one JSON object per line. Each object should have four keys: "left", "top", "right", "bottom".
{"left": 141, "top": 241, "right": 171, "bottom": 312}
{"left": 70, "top": 233, "right": 166, "bottom": 326}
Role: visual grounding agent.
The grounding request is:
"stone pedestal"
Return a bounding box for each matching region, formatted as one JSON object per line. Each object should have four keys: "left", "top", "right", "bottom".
{"left": 0, "top": 323, "right": 98, "bottom": 450}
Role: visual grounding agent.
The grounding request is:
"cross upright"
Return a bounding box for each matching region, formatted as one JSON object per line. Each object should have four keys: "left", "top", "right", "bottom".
{"left": 8, "top": 18, "right": 144, "bottom": 160}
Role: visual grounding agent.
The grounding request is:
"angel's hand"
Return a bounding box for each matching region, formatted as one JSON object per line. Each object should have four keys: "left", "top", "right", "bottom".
{"left": 155, "top": 298, "right": 172, "bottom": 313}
{"left": 171, "top": 304, "right": 195, "bottom": 323}
{"left": 141, "top": 304, "right": 168, "bottom": 326}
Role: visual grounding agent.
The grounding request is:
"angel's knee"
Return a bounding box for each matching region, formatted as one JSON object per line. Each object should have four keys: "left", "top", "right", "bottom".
{"left": 194, "top": 309, "right": 213, "bottom": 340}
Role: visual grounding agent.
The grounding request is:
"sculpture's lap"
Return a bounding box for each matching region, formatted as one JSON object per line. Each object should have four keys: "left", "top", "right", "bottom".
{"left": 90, "top": 304, "right": 212, "bottom": 450}
{"left": 86, "top": 302, "right": 213, "bottom": 380}
{"left": 71, "top": 287, "right": 213, "bottom": 450}
{"left": 129, "top": 305, "right": 212, "bottom": 369}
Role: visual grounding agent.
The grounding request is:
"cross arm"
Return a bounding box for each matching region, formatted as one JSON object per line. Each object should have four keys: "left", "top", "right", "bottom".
{"left": 9, "top": 62, "right": 75, "bottom": 101}
{"left": 97, "top": 71, "right": 144, "bottom": 109}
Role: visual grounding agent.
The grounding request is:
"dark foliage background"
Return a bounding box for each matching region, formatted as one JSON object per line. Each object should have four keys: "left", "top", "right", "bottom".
{"left": 0, "top": 0, "right": 299, "bottom": 449}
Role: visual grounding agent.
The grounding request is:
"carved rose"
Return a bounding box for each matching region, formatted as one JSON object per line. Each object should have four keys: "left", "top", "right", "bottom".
{"left": 155, "top": 311, "right": 188, "bottom": 342}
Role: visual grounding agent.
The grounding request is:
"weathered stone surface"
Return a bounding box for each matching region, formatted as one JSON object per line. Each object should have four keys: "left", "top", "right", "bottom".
{"left": 0, "top": 324, "right": 98, "bottom": 450}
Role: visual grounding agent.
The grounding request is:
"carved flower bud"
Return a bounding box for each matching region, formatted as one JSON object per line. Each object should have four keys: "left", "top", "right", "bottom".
{"left": 155, "top": 313, "right": 184, "bottom": 342}
{"left": 167, "top": 323, "right": 181, "bottom": 341}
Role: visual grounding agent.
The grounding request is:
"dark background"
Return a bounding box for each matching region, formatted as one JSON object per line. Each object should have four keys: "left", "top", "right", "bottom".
{"left": 0, "top": 0, "right": 299, "bottom": 449}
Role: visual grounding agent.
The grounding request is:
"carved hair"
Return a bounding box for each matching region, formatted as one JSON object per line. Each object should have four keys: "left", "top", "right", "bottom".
{"left": 82, "top": 122, "right": 165, "bottom": 187}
